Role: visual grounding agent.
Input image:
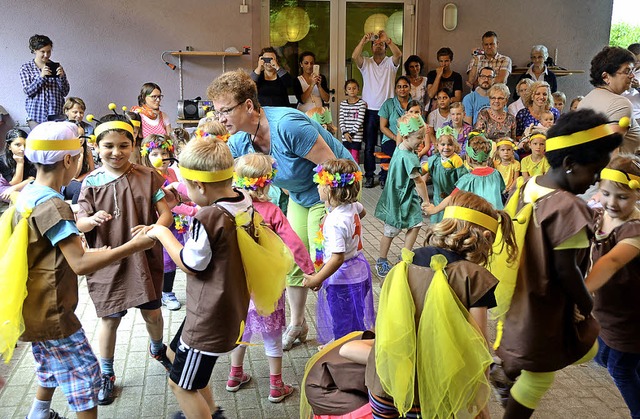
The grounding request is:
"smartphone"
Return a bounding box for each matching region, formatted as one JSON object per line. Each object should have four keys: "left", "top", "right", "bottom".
{"left": 262, "top": 57, "right": 272, "bottom": 63}
{"left": 46, "top": 61, "right": 60, "bottom": 78}
{"left": 313, "top": 64, "right": 320, "bottom": 76}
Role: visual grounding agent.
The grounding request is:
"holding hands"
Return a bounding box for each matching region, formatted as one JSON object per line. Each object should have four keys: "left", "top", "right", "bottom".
{"left": 87, "top": 210, "right": 112, "bottom": 227}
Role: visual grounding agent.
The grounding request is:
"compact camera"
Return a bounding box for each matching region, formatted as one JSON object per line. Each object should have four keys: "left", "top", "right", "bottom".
{"left": 262, "top": 57, "right": 273, "bottom": 63}
{"left": 472, "top": 48, "right": 485, "bottom": 57}
{"left": 371, "top": 34, "right": 379, "bottom": 41}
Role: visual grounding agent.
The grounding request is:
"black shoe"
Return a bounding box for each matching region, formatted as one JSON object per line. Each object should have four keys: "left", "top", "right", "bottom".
{"left": 364, "top": 178, "right": 374, "bottom": 188}
{"left": 489, "top": 362, "right": 514, "bottom": 408}
{"left": 97, "top": 373, "right": 116, "bottom": 405}
{"left": 379, "top": 180, "right": 385, "bottom": 189}
{"left": 172, "top": 407, "right": 226, "bottom": 419}
{"left": 150, "top": 343, "right": 172, "bottom": 372}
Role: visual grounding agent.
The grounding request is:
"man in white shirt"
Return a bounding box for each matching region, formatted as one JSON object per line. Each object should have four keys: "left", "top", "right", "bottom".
{"left": 352, "top": 31, "right": 402, "bottom": 188}
{"left": 467, "top": 31, "right": 512, "bottom": 87}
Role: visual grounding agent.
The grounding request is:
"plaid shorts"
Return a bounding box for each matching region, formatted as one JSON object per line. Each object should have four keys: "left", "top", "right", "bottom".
{"left": 31, "top": 329, "right": 101, "bottom": 412}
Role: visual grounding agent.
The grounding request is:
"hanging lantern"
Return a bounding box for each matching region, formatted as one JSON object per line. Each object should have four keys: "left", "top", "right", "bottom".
{"left": 270, "top": 28, "right": 287, "bottom": 47}
{"left": 385, "top": 11, "right": 403, "bottom": 45}
{"left": 363, "top": 13, "right": 388, "bottom": 35}
{"left": 273, "top": 7, "right": 310, "bottom": 43}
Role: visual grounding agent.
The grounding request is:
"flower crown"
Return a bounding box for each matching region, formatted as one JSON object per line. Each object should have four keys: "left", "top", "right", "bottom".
{"left": 234, "top": 162, "right": 278, "bottom": 190}
{"left": 313, "top": 164, "right": 362, "bottom": 188}
{"left": 397, "top": 115, "right": 426, "bottom": 136}
{"left": 141, "top": 136, "right": 174, "bottom": 157}
{"left": 194, "top": 128, "right": 230, "bottom": 142}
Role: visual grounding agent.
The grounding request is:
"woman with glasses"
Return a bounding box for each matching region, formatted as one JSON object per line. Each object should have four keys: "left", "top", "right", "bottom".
{"left": 132, "top": 82, "right": 172, "bottom": 137}
{"left": 208, "top": 70, "right": 354, "bottom": 352}
{"left": 515, "top": 81, "right": 559, "bottom": 139}
{"left": 515, "top": 45, "right": 557, "bottom": 99}
{"left": 579, "top": 46, "right": 640, "bottom": 154}
{"left": 474, "top": 83, "right": 516, "bottom": 141}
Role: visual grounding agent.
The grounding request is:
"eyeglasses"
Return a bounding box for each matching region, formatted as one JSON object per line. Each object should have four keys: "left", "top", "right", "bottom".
{"left": 148, "top": 95, "right": 164, "bottom": 101}
{"left": 478, "top": 74, "right": 494, "bottom": 79}
{"left": 490, "top": 96, "right": 506, "bottom": 101}
{"left": 615, "top": 68, "right": 634, "bottom": 76}
{"left": 215, "top": 102, "right": 242, "bottom": 117}
{"left": 530, "top": 55, "right": 545, "bottom": 60}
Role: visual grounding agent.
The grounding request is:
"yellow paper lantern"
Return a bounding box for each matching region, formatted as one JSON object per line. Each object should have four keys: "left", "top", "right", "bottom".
{"left": 363, "top": 13, "right": 388, "bottom": 35}
{"left": 270, "top": 28, "right": 287, "bottom": 47}
{"left": 273, "top": 7, "right": 310, "bottom": 43}
{"left": 385, "top": 11, "right": 403, "bottom": 45}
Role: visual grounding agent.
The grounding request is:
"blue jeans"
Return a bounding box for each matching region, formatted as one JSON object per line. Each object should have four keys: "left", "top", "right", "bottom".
{"left": 595, "top": 337, "right": 640, "bottom": 418}
{"left": 363, "top": 109, "right": 380, "bottom": 180}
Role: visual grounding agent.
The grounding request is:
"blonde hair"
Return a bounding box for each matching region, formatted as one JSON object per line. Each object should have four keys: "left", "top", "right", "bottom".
{"left": 63, "top": 97, "right": 86, "bottom": 113}
{"left": 199, "top": 120, "right": 228, "bottom": 136}
{"left": 492, "top": 137, "right": 515, "bottom": 161}
{"left": 603, "top": 154, "right": 640, "bottom": 191}
{"left": 234, "top": 153, "right": 275, "bottom": 202}
{"left": 449, "top": 101, "right": 465, "bottom": 111}
{"left": 396, "top": 114, "right": 427, "bottom": 140}
{"left": 140, "top": 134, "right": 174, "bottom": 168}
{"left": 523, "top": 81, "right": 554, "bottom": 109}
{"left": 425, "top": 191, "right": 517, "bottom": 266}
{"left": 180, "top": 138, "right": 234, "bottom": 185}
{"left": 207, "top": 69, "right": 260, "bottom": 110}
{"left": 436, "top": 134, "right": 460, "bottom": 153}
{"left": 319, "top": 158, "right": 361, "bottom": 206}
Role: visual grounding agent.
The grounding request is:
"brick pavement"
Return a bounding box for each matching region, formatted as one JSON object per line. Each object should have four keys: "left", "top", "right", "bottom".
{"left": 0, "top": 185, "right": 631, "bottom": 418}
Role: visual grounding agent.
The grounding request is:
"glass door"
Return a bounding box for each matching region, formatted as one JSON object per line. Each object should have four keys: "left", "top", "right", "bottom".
{"left": 265, "top": 0, "right": 416, "bottom": 121}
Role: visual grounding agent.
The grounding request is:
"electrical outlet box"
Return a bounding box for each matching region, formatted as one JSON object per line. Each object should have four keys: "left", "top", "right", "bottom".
{"left": 240, "top": 4, "right": 249, "bottom": 13}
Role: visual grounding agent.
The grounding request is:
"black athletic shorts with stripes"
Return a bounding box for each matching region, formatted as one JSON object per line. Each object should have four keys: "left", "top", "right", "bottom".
{"left": 169, "top": 320, "right": 219, "bottom": 390}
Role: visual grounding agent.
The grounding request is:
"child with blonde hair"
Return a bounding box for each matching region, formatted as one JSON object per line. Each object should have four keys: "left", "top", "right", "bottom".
{"left": 374, "top": 114, "right": 431, "bottom": 277}
{"left": 585, "top": 155, "right": 640, "bottom": 419}
{"left": 303, "top": 158, "right": 375, "bottom": 343}
{"left": 425, "top": 132, "right": 505, "bottom": 214}
{"left": 520, "top": 132, "right": 550, "bottom": 182}
{"left": 424, "top": 126, "right": 467, "bottom": 223}
{"left": 493, "top": 138, "right": 520, "bottom": 196}
{"left": 227, "top": 153, "right": 314, "bottom": 403}
{"left": 442, "top": 101, "right": 472, "bottom": 157}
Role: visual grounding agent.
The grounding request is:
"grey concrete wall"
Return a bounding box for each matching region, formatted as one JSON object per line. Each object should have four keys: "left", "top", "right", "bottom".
{"left": 0, "top": 0, "right": 613, "bottom": 132}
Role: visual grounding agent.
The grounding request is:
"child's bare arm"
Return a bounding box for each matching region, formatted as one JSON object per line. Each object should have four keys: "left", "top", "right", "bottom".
{"left": 424, "top": 194, "right": 452, "bottom": 216}
{"left": 155, "top": 198, "right": 174, "bottom": 227}
{"left": 147, "top": 225, "right": 195, "bottom": 274}
{"left": 76, "top": 210, "right": 112, "bottom": 233}
{"left": 585, "top": 243, "right": 640, "bottom": 293}
{"left": 413, "top": 172, "right": 430, "bottom": 205}
{"left": 303, "top": 252, "right": 345, "bottom": 290}
{"left": 58, "top": 231, "right": 155, "bottom": 275}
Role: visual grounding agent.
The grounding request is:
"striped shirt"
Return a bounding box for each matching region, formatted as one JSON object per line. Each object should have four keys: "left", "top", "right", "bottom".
{"left": 19, "top": 60, "right": 70, "bottom": 123}
{"left": 338, "top": 99, "right": 367, "bottom": 142}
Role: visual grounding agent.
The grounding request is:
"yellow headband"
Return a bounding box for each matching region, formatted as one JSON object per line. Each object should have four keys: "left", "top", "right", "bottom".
{"left": 130, "top": 120, "right": 141, "bottom": 128}
{"left": 529, "top": 133, "right": 546, "bottom": 142}
{"left": 27, "top": 138, "right": 82, "bottom": 151}
{"left": 94, "top": 121, "right": 134, "bottom": 138}
{"left": 179, "top": 166, "right": 234, "bottom": 183}
{"left": 496, "top": 139, "right": 515, "bottom": 148}
{"left": 443, "top": 206, "right": 499, "bottom": 234}
{"left": 546, "top": 124, "right": 613, "bottom": 152}
{"left": 600, "top": 168, "right": 640, "bottom": 189}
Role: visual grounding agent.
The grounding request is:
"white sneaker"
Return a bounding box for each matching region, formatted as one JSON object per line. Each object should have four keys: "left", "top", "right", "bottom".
{"left": 162, "top": 292, "right": 181, "bottom": 310}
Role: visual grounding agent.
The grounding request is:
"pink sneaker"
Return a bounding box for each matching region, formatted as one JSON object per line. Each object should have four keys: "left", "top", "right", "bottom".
{"left": 268, "top": 382, "right": 294, "bottom": 403}
{"left": 225, "top": 372, "right": 251, "bottom": 392}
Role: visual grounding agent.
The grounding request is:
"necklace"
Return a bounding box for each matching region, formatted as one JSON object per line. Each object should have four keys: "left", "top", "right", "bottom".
{"left": 251, "top": 109, "right": 261, "bottom": 143}
{"left": 489, "top": 108, "right": 506, "bottom": 122}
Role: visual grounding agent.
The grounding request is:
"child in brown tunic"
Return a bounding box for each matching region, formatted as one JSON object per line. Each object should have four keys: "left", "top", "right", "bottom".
{"left": 494, "top": 109, "right": 623, "bottom": 418}
{"left": 586, "top": 155, "right": 640, "bottom": 419}
{"left": 3, "top": 121, "right": 154, "bottom": 419}
{"left": 76, "top": 114, "right": 174, "bottom": 406}
{"left": 146, "top": 138, "right": 252, "bottom": 419}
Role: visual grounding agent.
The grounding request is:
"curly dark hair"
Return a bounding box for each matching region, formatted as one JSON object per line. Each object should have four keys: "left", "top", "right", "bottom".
{"left": 29, "top": 34, "right": 52, "bottom": 52}
{"left": 589, "top": 46, "right": 635, "bottom": 87}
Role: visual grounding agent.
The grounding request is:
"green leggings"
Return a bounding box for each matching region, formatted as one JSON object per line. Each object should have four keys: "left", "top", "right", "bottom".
{"left": 511, "top": 342, "right": 599, "bottom": 409}
{"left": 285, "top": 199, "right": 326, "bottom": 286}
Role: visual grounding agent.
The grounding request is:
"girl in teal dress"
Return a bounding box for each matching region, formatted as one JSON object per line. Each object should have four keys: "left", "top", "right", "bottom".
{"left": 374, "top": 115, "right": 431, "bottom": 278}
{"left": 424, "top": 126, "right": 468, "bottom": 223}
{"left": 425, "top": 132, "right": 505, "bottom": 216}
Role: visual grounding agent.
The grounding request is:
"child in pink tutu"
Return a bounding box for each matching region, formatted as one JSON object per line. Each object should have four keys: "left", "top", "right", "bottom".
{"left": 227, "top": 153, "right": 314, "bottom": 403}
{"left": 303, "top": 158, "right": 375, "bottom": 344}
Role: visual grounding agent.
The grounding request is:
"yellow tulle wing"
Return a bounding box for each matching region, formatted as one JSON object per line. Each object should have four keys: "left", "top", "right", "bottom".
{"left": 488, "top": 177, "right": 533, "bottom": 349}
{"left": 0, "top": 207, "right": 30, "bottom": 363}
{"left": 236, "top": 211, "right": 293, "bottom": 316}
{"left": 375, "top": 248, "right": 417, "bottom": 417}
{"left": 416, "top": 254, "right": 493, "bottom": 418}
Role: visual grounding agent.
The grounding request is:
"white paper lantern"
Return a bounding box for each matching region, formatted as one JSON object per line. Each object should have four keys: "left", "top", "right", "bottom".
{"left": 385, "top": 11, "right": 403, "bottom": 45}
{"left": 363, "top": 13, "right": 388, "bottom": 35}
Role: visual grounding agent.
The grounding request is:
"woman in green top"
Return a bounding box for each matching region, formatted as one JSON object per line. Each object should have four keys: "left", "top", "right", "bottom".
{"left": 378, "top": 76, "right": 412, "bottom": 187}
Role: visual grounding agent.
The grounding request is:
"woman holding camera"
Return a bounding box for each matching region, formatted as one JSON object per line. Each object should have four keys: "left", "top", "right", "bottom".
{"left": 294, "top": 51, "right": 330, "bottom": 112}
{"left": 19, "top": 34, "right": 70, "bottom": 129}
{"left": 251, "top": 47, "right": 293, "bottom": 107}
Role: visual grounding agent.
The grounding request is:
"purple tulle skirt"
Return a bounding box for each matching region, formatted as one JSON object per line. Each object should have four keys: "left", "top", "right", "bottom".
{"left": 163, "top": 225, "right": 187, "bottom": 272}
{"left": 316, "top": 252, "right": 375, "bottom": 344}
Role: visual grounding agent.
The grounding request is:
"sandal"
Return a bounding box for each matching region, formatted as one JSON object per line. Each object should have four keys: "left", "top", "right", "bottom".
{"left": 268, "top": 382, "right": 294, "bottom": 403}
{"left": 282, "top": 319, "right": 309, "bottom": 351}
{"left": 225, "top": 372, "right": 251, "bottom": 392}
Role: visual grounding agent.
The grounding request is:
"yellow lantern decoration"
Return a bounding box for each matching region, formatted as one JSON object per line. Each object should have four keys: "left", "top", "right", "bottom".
{"left": 363, "top": 13, "right": 388, "bottom": 35}
{"left": 385, "top": 11, "right": 403, "bottom": 45}
{"left": 270, "top": 27, "right": 288, "bottom": 47}
{"left": 273, "top": 7, "right": 310, "bottom": 43}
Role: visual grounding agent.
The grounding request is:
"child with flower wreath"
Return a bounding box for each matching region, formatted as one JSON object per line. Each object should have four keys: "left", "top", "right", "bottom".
{"left": 227, "top": 153, "right": 314, "bottom": 403}
{"left": 374, "top": 114, "right": 431, "bottom": 278}
{"left": 140, "top": 134, "right": 198, "bottom": 310}
{"left": 303, "top": 158, "right": 375, "bottom": 344}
